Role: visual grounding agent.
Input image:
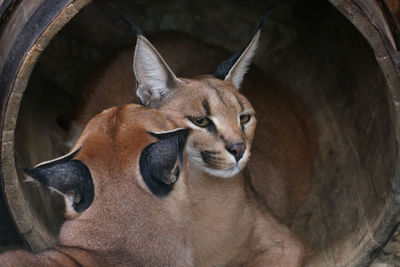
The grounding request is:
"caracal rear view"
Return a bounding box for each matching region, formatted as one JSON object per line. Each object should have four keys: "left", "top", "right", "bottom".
{"left": 0, "top": 104, "right": 193, "bottom": 266}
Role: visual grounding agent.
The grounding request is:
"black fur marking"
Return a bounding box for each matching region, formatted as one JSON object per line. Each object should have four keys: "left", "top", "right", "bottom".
{"left": 201, "top": 151, "right": 224, "bottom": 168}
{"left": 207, "top": 121, "right": 217, "bottom": 135}
{"left": 202, "top": 99, "right": 211, "bottom": 117}
{"left": 210, "top": 49, "right": 244, "bottom": 80}
{"left": 200, "top": 152, "right": 217, "bottom": 167}
{"left": 119, "top": 14, "right": 144, "bottom": 37}
{"left": 201, "top": 80, "right": 226, "bottom": 106}
{"left": 210, "top": 8, "right": 273, "bottom": 80}
{"left": 25, "top": 159, "right": 94, "bottom": 214}
{"left": 235, "top": 95, "right": 245, "bottom": 113}
{"left": 202, "top": 150, "right": 220, "bottom": 155}
{"left": 140, "top": 129, "right": 188, "bottom": 197}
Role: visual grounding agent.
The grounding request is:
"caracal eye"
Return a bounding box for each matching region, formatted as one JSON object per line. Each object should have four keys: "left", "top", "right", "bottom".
{"left": 239, "top": 114, "right": 251, "bottom": 124}
{"left": 190, "top": 117, "right": 211, "bottom": 127}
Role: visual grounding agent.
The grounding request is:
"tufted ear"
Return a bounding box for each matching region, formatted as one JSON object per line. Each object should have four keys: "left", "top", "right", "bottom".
{"left": 25, "top": 148, "right": 94, "bottom": 218}
{"left": 134, "top": 35, "right": 184, "bottom": 108}
{"left": 211, "top": 11, "right": 271, "bottom": 89}
{"left": 140, "top": 129, "right": 188, "bottom": 197}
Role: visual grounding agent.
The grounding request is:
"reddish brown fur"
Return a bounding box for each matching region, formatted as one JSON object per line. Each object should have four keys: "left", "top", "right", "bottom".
{"left": 0, "top": 105, "right": 194, "bottom": 266}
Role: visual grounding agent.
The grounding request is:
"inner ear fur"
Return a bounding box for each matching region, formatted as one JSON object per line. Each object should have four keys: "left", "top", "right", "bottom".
{"left": 134, "top": 35, "right": 183, "bottom": 108}
{"left": 25, "top": 149, "right": 94, "bottom": 217}
{"left": 139, "top": 129, "right": 188, "bottom": 197}
{"left": 224, "top": 31, "right": 260, "bottom": 89}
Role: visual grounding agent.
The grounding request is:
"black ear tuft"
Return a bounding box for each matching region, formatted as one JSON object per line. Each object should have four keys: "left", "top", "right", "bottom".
{"left": 140, "top": 129, "right": 188, "bottom": 197}
{"left": 95, "top": 0, "right": 144, "bottom": 37}
{"left": 210, "top": 8, "right": 273, "bottom": 81}
{"left": 210, "top": 50, "right": 246, "bottom": 80}
{"left": 25, "top": 151, "right": 94, "bottom": 214}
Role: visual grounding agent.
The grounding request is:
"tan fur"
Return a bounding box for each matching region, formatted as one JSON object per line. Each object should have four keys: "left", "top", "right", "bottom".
{"left": 72, "top": 32, "right": 315, "bottom": 225}
{"left": 0, "top": 104, "right": 194, "bottom": 266}
{"left": 186, "top": 163, "right": 310, "bottom": 266}
{"left": 155, "top": 77, "right": 310, "bottom": 266}
{"left": 157, "top": 76, "right": 256, "bottom": 178}
{"left": 69, "top": 32, "right": 315, "bottom": 265}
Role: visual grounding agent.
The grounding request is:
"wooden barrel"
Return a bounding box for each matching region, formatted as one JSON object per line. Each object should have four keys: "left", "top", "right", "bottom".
{"left": 0, "top": 0, "right": 91, "bottom": 252}
{"left": 0, "top": 0, "right": 399, "bottom": 266}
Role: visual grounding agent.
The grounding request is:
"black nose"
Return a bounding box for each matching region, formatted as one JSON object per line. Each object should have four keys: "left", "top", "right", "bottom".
{"left": 226, "top": 143, "right": 246, "bottom": 162}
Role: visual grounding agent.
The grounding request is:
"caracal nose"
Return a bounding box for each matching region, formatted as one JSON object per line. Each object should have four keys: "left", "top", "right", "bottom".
{"left": 226, "top": 143, "right": 246, "bottom": 162}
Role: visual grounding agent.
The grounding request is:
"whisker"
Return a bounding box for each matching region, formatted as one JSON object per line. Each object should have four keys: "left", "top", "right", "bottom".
{"left": 202, "top": 150, "right": 220, "bottom": 155}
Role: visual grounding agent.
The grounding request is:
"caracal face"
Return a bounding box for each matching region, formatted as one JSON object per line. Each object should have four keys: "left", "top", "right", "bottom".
{"left": 160, "top": 76, "right": 256, "bottom": 178}
{"left": 134, "top": 24, "right": 261, "bottom": 178}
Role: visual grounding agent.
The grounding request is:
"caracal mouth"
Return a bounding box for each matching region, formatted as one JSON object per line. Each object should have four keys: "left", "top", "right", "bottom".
{"left": 186, "top": 147, "right": 249, "bottom": 178}
{"left": 202, "top": 164, "right": 242, "bottom": 178}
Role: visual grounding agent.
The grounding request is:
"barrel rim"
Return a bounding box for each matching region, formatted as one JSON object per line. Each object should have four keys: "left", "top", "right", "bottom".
{"left": 317, "top": 0, "right": 400, "bottom": 265}
{"left": 0, "top": 0, "right": 91, "bottom": 252}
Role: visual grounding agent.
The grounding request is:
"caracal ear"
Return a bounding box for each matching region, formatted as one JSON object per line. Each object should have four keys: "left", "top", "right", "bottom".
{"left": 134, "top": 35, "right": 184, "bottom": 108}
{"left": 211, "top": 11, "right": 272, "bottom": 89}
{"left": 24, "top": 148, "right": 94, "bottom": 219}
{"left": 139, "top": 129, "right": 188, "bottom": 197}
{"left": 224, "top": 30, "right": 260, "bottom": 89}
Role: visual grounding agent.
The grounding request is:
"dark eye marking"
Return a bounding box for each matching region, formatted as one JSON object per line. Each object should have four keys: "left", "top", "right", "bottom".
{"left": 235, "top": 95, "right": 245, "bottom": 113}
{"left": 220, "top": 135, "right": 229, "bottom": 146}
{"left": 207, "top": 122, "right": 217, "bottom": 134}
{"left": 201, "top": 79, "right": 227, "bottom": 106}
{"left": 202, "top": 99, "right": 211, "bottom": 117}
